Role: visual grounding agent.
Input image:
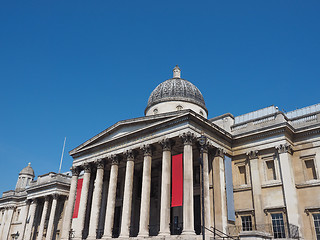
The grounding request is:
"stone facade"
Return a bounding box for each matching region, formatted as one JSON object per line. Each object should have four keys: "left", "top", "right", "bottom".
{"left": 1, "top": 67, "right": 320, "bottom": 240}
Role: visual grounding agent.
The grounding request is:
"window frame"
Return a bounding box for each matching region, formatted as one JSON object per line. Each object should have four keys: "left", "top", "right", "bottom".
{"left": 301, "top": 154, "right": 319, "bottom": 182}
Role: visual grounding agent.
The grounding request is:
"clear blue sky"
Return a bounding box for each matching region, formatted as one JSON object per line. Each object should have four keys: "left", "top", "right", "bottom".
{"left": 1, "top": 1, "right": 320, "bottom": 193}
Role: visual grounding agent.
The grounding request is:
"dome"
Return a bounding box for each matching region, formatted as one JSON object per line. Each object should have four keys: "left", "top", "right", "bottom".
{"left": 19, "top": 162, "right": 35, "bottom": 177}
{"left": 145, "top": 66, "right": 207, "bottom": 115}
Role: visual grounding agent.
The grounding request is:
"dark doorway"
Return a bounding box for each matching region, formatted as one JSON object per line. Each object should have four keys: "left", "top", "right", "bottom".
{"left": 112, "top": 206, "right": 121, "bottom": 238}
{"left": 194, "top": 195, "right": 201, "bottom": 235}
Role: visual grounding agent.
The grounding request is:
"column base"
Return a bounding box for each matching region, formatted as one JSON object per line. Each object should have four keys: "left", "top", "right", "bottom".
{"left": 138, "top": 231, "right": 149, "bottom": 238}
{"left": 118, "top": 234, "right": 130, "bottom": 239}
{"left": 87, "top": 236, "right": 98, "bottom": 240}
{"left": 158, "top": 231, "right": 170, "bottom": 237}
{"left": 181, "top": 230, "right": 196, "bottom": 235}
{"left": 102, "top": 234, "right": 112, "bottom": 239}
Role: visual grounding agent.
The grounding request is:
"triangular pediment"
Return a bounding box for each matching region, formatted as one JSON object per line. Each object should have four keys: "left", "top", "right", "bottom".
{"left": 69, "top": 111, "right": 187, "bottom": 156}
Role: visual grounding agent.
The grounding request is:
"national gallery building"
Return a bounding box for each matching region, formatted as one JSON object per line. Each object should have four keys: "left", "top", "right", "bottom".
{"left": 1, "top": 66, "right": 320, "bottom": 240}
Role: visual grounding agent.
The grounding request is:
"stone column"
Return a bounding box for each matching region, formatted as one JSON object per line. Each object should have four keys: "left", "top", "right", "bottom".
{"left": 247, "top": 150, "right": 264, "bottom": 226}
{"left": 159, "top": 139, "right": 173, "bottom": 236}
{"left": 61, "top": 167, "right": 80, "bottom": 240}
{"left": 212, "top": 148, "right": 227, "bottom": 233}
{"left": 138, "top": 144, "right": 153, "bottom": 237}
{"left": 120, "top": 150, "right": 136, "bottom": 238}
{"left": 200, "top": 142, "right": 211, "bottom": 232}
{"left": 45, "top": 194, "right": 59, "bottom": 240}
{"left": 88, "top": 160, "right": 105, "bottom": 240}
{"left": 0, "top": 208, "right": 7, "bottom": 238}
{"left": 19, "top": 200, "right": 31, "bottom": 240}
{"left": 276, "top": 144, "right": 301, "bottom": 233}
{"left": 1, "top": 206, "right": 14, "bottom": 240}
{"left": 24, "top": 199, "right": 38, "bottom": 240}
{"left": 102, "top": 155, "right": 120, "bottom": 239}
{"left": 75, "top": 163, "right": 92, "bottom": 239}
{"left": 181, "top": 132, "right": 195, "bottom": 235}
{"left": 37, "top": 196, "right": 50, "bottom": 240}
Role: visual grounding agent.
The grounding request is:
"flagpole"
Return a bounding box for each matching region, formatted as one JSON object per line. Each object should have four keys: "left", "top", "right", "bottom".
{"left": 59, "top": 137, "right": 66, "bottom": 173}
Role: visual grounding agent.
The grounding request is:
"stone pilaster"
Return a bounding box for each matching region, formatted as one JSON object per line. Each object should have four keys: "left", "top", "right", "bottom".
{"left": 247, "top": 150, "right": 264, "bottom": 226}
{"left": 0, "top": 208, "right": 7, "bottom": 238}
{"left": 61, "top": 167, "right": 80, "bottom": 240}
{"left": 88, "top": 159, "right": 105, "bottom": 240}
{"left": 276, "top": 144, "right": 301, "bottom": 232}
{"left": 212, "top": 148, "right": 227, "bottom": 233}
{"left": 138, "top": 144, "right": 153, "bottom": 237}
{"left": 159, "top": 139, "right": 174, "bottom": 236}
{"left": 120, "top": 150, "right": 136, "bottom": 238}
{"left": 181, "top": 131, "right": 195, "bottom": 235}
{"left": 45, "top": 194, "right": 59, "bottom": 240}
{"left": 19, "top": 200, "right": 31, "bottom": 240}
{"left": 37, "top": 196, "right": 50, "bottom": 240}
{"left": 1, "top": 206, "right": 14, "bottom": 240}
{"left": 102, "top": 155, "right": 120, "bottom": 239}
{"left": 75, "top": 163, "right": 92, "bottom": 239}
{"left": 24, "top": 199, "right": 38, "bottom": 240}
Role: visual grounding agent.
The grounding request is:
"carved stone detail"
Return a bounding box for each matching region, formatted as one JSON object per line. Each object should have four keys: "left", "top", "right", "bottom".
{"left": 181, "top": 131, "right": 194, "bottom": 145}
{"left": 52, "top": 194, "right": 59, "bottom": 200}
{"left": 125, "top": 149, "right": 136, "bottom": 161}
{"left": 83, "top": 163, "right": 92, "bottom": 173}
{"left": 215, "top": 148, "right": 225, "bottom": 158}
{"left": 110, "top": 155, "right": 120, "bottom": 165}
{"left": 96, "top": 159, "right": 105, "bottom": 169}
{"left": 246, "top": 150, "right": 259, "bottom": 160}
{"left": 141, "top": 144, "right": 153, "bottom": 156}
{"left": 70, "top": 167, "right": 80, "bottom": 176}
{"left": 276, "top": 144, "right": 293, "bottom": 155}
{"left": 197, "top": 137, "right": 209, "bottom": 153}
{"left": 160, "top": 138, "right": 174, "bottom": 151}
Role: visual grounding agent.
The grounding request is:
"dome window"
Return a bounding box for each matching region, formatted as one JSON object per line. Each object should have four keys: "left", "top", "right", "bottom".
{"left": 153, "top": 108, "right": 158, "bottom": 114}
{"left": 177, "top": 105, "right": 183, "bottom": 111}
{"left": 199, "top": 110, "right": 204, "bottom": 116}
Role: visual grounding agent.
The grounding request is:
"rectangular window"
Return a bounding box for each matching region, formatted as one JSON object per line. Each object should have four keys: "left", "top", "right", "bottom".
{"left": 238, "top": 165, "right": 247, "bottom": 185}
{"left": 314, "top": 213, "right": 320, "bottom": 240}
{"left": 305, "top": 160, "right": 317, "bottom": 180}
{"left": 266, "top": 160, "right": 276, "bottom": 180}
{"left": 241, "top": 215, "right": 252, "bottom": 231}
{"left": 271, "top": 213, "right": 286, "bottom": 238}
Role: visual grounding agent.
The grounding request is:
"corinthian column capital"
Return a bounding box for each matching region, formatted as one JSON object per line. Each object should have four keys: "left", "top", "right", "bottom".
{"left": 70, "top": 166, "right": 80, "bottom": 176}
{"left": 110, "top": 155, "right": 120, "bottom": 165}
{"left": 141, "top": 144, "right": 153, "bottom": 156}
{"left": 124, "top": 149, "right": 136, "bottom": 161}
{"left": 180, "top": 131, "right": 195, "bottom": 145}
{"left": 160, "top": 138, "right": 174, "bottom": 151}
{"left": 215, "top": 148, "right": 226, "bottom": 158}
{"left": 276, "top": 144, "right": 293, "bottom": 155}
{"left": 95, "top": 159, "right": 105, "bottom": 169}
{"left": 246, "top": 150, "right": 259, "bottom": 160}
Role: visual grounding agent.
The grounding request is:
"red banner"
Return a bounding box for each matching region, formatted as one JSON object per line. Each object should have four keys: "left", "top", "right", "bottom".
{"left": 171, "top": 154, "right": 183, "bottom": 207}
{"left": 72, "top": 179, "right": 83, "bottom": 218}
